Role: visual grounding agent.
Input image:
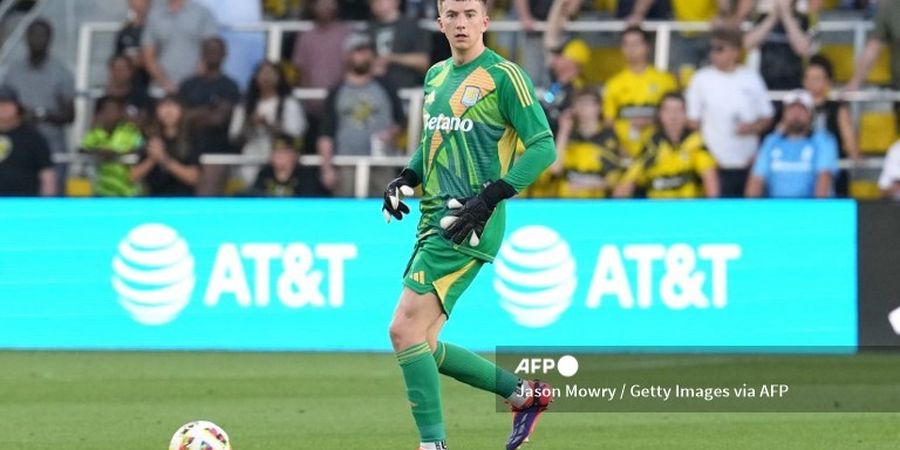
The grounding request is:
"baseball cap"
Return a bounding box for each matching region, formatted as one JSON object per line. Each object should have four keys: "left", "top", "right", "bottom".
{"left": 782, "top": 89, "right": 814, "bottom": 111}
{"left": 558, "top": 39, "right": 591, "bottom": 68}
{"left": 344, "top": 33, "right": 374, "bottom": 53}
{"left": 0, "top": 85, "right": 20, "bottom": 105}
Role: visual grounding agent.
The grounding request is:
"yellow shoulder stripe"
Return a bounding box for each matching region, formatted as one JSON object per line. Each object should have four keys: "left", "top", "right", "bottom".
{"left": 496, "top": 62, "right": 532, "bottom": 107}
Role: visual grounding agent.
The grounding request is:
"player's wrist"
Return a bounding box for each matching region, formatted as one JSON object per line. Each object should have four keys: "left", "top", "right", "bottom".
{"left": 479, "top": 179, "right": 516, "bottom": 210}
{"left": 397, "top": 167, "right": 420, "bottom": 188}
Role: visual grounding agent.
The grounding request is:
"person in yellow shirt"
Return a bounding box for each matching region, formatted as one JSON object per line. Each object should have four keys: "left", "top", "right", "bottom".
{"left": 603, "top": 26, "right": 678, "bottom": 159}
{"left": 552, "top": 88, "right": 624, "bottom": 198}
{"left": 614, "top": 93, "right": 720, "bottom": 199}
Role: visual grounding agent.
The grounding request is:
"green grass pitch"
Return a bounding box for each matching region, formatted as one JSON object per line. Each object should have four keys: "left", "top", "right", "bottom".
{"left": 0, "top": 351, "right": 897, "bottom": 449}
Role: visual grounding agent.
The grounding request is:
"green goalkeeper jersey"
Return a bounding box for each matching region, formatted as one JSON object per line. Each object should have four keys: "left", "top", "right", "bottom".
{"left": 406, "top": 48, "right": 555, "bottom": 261}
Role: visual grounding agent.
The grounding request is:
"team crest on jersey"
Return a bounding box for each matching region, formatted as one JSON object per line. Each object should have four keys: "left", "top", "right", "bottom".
{"left": 461, "top": 86, "right": 481, "bottom": 107}
{"left": 0, "top": 135, "right": 10, "bottom": 163}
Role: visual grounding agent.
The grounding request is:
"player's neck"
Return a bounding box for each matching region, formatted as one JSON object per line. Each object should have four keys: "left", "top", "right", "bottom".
{"left": 628, "top": 61, "right": 648, "bottom": 74}
{"left": 451, "top": 43, "right": 486, "bottom": 67}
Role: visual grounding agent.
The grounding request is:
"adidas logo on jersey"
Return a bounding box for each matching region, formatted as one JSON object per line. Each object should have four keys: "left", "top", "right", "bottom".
{"left": 424, "top": 113, "right": 474, "bottom": 132}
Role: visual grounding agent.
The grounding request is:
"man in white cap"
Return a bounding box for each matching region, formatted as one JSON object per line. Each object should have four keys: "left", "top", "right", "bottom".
{"left": 746, "top": 89, "right": 839, "bottom": 198}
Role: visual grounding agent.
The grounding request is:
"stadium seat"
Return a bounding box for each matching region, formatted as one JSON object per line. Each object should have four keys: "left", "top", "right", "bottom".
{"left": 850, "top": 180, "right": 884, "bottom": 199}
{"left": 593, "top": 0, "right": 618, "bottom": 13}
{"left": 859, "top": 111, "right": 897, "bottom": 154}
{"left": 585, "top": 47, "right": 625, "bottom": 84}
{"left": 820, "top": 44, "right": 891, "bottom": 85}
{"left": 820, "top": 0, "right": 842, "bottom": 11}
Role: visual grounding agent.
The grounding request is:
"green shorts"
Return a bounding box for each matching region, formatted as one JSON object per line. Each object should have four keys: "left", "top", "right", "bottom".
{"left": 402, "top": 235, "right": 485, "bottom": 317}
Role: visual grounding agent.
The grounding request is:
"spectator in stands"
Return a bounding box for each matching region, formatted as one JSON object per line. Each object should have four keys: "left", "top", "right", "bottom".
{"left": 80, "top": 96, "right": 143, "bottom": 197}
{"left": 510, "top": 0, "right": 561, "bottom": 87}
{"left": 142, "top": 0, "right": 219, "bottom": 96}
{"left": 114, "top": 0, "right": 151, "bottom": 91}
{"left": 132, "top": 95, "right": 200, "bottom": 196}
{"left": 196, "top": 0, "right": 266, "bottom": 90}
{"left": 847, "top": 0, "right": 900, "bottom": 91}
{"left": 804, "top": 55, "right": 859, "bottom": 197}
{"left": 317, "top": 33, "right": 404, "bottom": 194}
{"left": 179, "top": 37, "right": 240, "bottom": 155}
{"left": 744, "top": 0, "right": 816, "bottom": 90}
{"left": 102, "top": 55, "right": 152, "bottom": 124}
{"left": 249, "top": 133, "right": 328, "bottom": 197}
{"left": 604, "top": 26, "right": 678, "bottom": 160}
{"left": 292, "top": 0, "right": 351, "bottom": 104}
{"left": 366, "top": 0, "right": 432, "bottom": 89}
{"left": 552, "top": 88, "right": 624, "bottom": 199}
{"left": 3, "top": 19, "right": 75, "bottom": 160}
{"left": 746, "top": 89, "right": 838, "bottom": 198}
{"left": 230, "top": 61, "right": 308, "bottom": 186}
{"left": 879, "top": 140, "right": 900, "bottom": 200}
{"left": 625, "top": 0, "right": 755, "bottom": 75}
{"left": 614, "top": 92, "right": 719, "bottom": 199}
{"left": 686, "top": 26, "right": 773, "bottom": 197}
{"left": 540, "top": 0, "right": 589, "bottom": 133}
{"left": 292, "top": 0, "right": 351, "bottom": 147}
{"left": 0, "top": 86, "right": 55, "bottom": 197}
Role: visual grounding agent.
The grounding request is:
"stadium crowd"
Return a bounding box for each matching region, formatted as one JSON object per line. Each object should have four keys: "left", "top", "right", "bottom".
{"left": 0, "top": 0, "right": 898, "bottom": 199}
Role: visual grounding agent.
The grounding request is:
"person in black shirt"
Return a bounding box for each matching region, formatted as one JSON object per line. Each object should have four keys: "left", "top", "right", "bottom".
{"left": 0, "top": 85, "right": 55, "bottom": 196}
{"left": 366, "top": 0, "right": 431, "bottom": 89}
{"left": 178, "top": 37, "right": 241, "bottom": 155}
{"left": 100, "top": 55, "right": 152, "bottom": 125}
{"left": 805, "top": 55, "right": 860, "bottom": 197}
{"left": 132, "top": 95, "right": 200, "bottom": 196}
{"left": 114, "top": 0, "right": 151, "bottom": 92}
{"left": 250, "top": 133, "right": 328, "bottom": 197}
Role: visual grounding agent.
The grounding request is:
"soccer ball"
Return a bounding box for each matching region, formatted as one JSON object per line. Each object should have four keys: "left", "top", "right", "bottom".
{"left": 168, "top": 420, "right": 232, "bottom": 450}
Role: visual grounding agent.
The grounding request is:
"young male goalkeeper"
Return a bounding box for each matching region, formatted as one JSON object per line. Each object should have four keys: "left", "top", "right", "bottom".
{"left": 381, "top": 0, "right": 557, "bottom": 448}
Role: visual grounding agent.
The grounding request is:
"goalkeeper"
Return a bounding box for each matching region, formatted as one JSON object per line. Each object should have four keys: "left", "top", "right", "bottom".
{"left": 382, "top": 0, "right": 556, "bottom": 448}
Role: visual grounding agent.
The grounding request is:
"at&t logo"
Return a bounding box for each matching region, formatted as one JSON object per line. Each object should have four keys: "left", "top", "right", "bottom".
{"left": 494, "top": 226, "right": 577, "bottom": 328}
{"left": 112, "top": 223, "right": 195, "bottom": 325}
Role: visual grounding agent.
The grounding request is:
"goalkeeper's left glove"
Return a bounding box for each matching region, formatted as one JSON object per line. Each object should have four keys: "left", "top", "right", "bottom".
{"left": 382, "top": 168, "right": 419, "bottom": 223}
{"left": 439, "top": 179, "right": 517, "bottom": 246}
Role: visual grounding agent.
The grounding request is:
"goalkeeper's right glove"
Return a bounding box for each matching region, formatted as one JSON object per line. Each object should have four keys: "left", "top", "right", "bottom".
{"left": 382, "top": 168, "right": 419, "bottom": 223}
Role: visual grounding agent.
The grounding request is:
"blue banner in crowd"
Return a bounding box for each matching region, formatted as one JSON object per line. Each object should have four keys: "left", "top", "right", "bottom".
{"left": 0, "top": 199, "right": 857, "bottom": 351}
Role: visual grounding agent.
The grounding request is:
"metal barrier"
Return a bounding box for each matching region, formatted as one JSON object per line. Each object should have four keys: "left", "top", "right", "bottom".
{"left": 73, "top": 18, "right": 879, "bottom": 149}
{"left": 52, "top": 150, "right": 885, "bottom": 199}
{"left": 64, "top": 18, "right": 894, "bottom": 198}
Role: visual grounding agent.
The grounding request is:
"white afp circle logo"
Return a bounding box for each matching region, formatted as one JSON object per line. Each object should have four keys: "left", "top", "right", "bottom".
{"left": 112, "top": 224, "right": 195, "bottom": 325}
{"left": 494, "top": 226, "right": 576, "bottom": 327}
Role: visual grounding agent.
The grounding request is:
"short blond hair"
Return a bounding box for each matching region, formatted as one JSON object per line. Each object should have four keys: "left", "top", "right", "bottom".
{"left": 437, "top": 0, "right": 488, "bottom": 13}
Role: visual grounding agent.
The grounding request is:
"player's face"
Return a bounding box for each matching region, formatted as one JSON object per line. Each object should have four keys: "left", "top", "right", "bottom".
{"left": 621, "top": 32, "right": 649, "bottom": 65}
{"left": 438, "top": 0, "right": 489, "bottom": 53}
{"left": 658, "top": 98, "right": 687, "bottom": 132}
{"left": 803, "top": 66, "right": 829, "bottom": 97}
{"left": 156, "top": 99, "right": 182, "bottom": 127}
{"left": 783, "top": 103, "right": 811, "bottom": 133}
{"left": 370, "top": 0, "right": 400, "bottom": 20}
{"left": 0, "top": 101, "right": 18, "bottom": 123}
{"left": 271, "top": 147, "right": 297, "bottom": 172}
{"left": 573, "top": 94, "right": 600, "bottom": 125}
{"left": 710, "top": 39, "right": 739, "bottom": 70}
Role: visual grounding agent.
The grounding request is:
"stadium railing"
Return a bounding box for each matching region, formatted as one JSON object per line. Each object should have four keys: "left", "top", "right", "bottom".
{"left": 68, "top": 19, "right": 894, "bottom": 198}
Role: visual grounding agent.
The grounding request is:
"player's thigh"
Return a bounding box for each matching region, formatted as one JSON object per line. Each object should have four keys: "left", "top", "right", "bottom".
{"left": 426, "top": 314, "right": 447, "bottom": 350}
{"left": 389, "top": 287, "right": 444, "bottom": 347}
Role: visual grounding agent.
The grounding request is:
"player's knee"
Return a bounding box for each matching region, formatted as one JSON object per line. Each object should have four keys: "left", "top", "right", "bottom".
{"left": 389, "top": 318, "right": 418, "bottom": 351}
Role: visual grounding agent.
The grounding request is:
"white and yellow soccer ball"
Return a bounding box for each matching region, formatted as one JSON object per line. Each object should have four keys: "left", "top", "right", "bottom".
{"left": 168, "top": 420, "right": 232, "bottom": 450}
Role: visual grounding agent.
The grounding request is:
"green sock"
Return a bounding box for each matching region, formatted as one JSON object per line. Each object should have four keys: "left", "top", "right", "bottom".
{"left": 433, "top": 341, "right": 520, "bottom": 398}
{"left": 397, "top": 342, "right": 445, "bottom": 443}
